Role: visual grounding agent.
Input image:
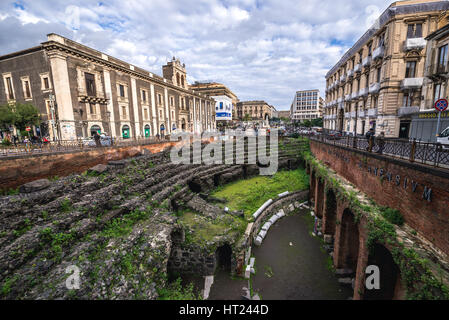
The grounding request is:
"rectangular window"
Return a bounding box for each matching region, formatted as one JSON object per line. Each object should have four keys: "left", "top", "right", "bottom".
{"left": 377, "top": 67, "right": 382, "bottom": 83}
{"left": 24, "top": 81, "right": 31, "bottom": 98}
{"left": 403, "top": 93, "right": 412, "bottom": 107}
{"left": 85, "top": 73, "right": 96, "bottom": 96}
{"left": 405, "top": 61, "right": 416, "bottom": 78}
{"left": 142, "top": 90, "right": 147, "bottom": 102}
{"left": 144, "top": 108, "right": 149, "bottom": 120}
{"left": 6, "top": 77, "right": 14, "bottom": 100}
{"left": 170, "top": 96, "right": 174, "bottom": 107}
{"left": 407, "top": 23, "right": 422, "bottom": 39}
{"left": 438, "top": 44, "right": 448, "bottom": 69}
{"left": 434, "top": 83, "right": 443, "bottom": 103}
{"left": 122, "top": 105, "right": 127, "bottom": 117}
{"left": 158, "top": 94, "right": 162, "bottom": 105}
{"left": 43, "top": 77, "right": 50, "bottom": 90}
{"left": 89, "top": 103, "right": 95, "bottom": 114}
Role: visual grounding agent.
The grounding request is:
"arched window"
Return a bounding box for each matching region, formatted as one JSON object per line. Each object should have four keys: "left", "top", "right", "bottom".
{"left": 181, "top": 75, "right": 185, "bottom": 87}
{"left": 176, "top": 73, "right": 180, "bottom": 86}
{"left": 122, "top": 125, "right": 130, "bottom": 139}
{"left": 144, "top": 125, "right": 151, "bottom": 137}
{"left": 90, "top": 125, "right": 101, "bottom": 136}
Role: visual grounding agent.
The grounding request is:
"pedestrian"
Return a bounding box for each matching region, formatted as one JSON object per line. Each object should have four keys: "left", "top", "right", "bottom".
{"left": 365, "top": 128, "right": 375, "bottom": 152}
{"left": 93, "top": 131, "right": 101, "bottom": 147}
{"left": 375, "top": 132, "right": 386, "bottom": 155}
{"left": 156, "top": 133, "right": 160, "bottom": 140}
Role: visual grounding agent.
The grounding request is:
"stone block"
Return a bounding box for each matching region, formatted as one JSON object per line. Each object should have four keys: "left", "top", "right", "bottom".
{"left": 324, "top": 235, "right": 333, "bottom": 244}
{"left": 294, "top": 201, "right": 300, "bottom": 208}
{"left": 261, "top": 222, "right": 272, "bottom": 232}
{"left": 288, "top": 204, "right": 295, "bottom": 212}
{"left": 278, "top": 191, "right": 289, "bottom": 198}
{"left": 269, "top": 215, "right": 279, "bottom": 224}
{"left": 258, "top": 230, "right": 267, "bottom": 240}
{"left": 254, "top": 236, "right": 263, "bottom": 246}
{"left": 19, "top": 179, "right": 51, "bottom": 193}
{"left": 88, "top": 164, "right": 108, "bottom": 175}
{"left": 245, "top": 265, "right": 251, "bottom": 279}
{"left": 249, "top": 257, "right": 255, "bottom": 268}
{"left": 276, "top": 209, "right": 286, "bottom": 219}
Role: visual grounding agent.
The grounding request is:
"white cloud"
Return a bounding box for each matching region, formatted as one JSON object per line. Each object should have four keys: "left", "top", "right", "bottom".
{"left": 0, "top": 0, "right": 394, "bottom": 110}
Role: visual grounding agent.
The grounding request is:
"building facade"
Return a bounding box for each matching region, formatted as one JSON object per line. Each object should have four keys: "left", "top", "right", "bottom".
{"left": 277, "top": 110, "right": 291, "bottom": 120}
{"left": 290, "top": 89, "right": 323, "bottom": 122}
{"left": 189, "top": 82, "right": 238, "bottom": 123}
{"left": 236, "top": 100, "right": 277, "bottom": 125}
{"left": 408, "top": 20, "right": 449, "bottom": 142}
{"left": 323, "top": 0, "right": 449, "bottom": 138}
{"left": 0, "top": 34, "right": 216, "bottom": 140}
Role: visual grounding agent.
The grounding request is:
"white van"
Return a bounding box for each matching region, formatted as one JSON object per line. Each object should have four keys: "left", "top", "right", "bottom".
{"left": 437, "top": 126, "right": 449, "bottom": 148}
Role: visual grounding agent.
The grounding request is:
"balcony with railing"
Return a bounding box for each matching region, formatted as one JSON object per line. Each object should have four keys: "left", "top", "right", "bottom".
{"left": 372, "top": 46, "right": 385, "bottom": 60}
{"left": 351, "top": 91, "right": 359, "bottom": 100}
{"left": 404, "top": 37, "right": 426, "bottom": 51}
{"left": 344, "top": 112, "right": 351, "bottom": 118}
{"left": 367, "top": 108, "right": 378, "bottom": 117}
{"left": 354, "top": 63, "right": 362, "bottom": 73}
{"left": 427, "top": 62, "right": 449, "bottom": 79}
{"left": 340, "top": 74, "right": 346, "bottom": 83}
{"left": 362, "top": 56, "right": 372, "bottom": 67}
{"left": 398, "top": 106, "right": 420, "bottom": 117}
{"left": 347, "top": 69, "right": 354, "bottom": 78}
{"left": 338, "top": 101, "right": 344, "bottom": 109}
{"left": 369, "top": 82, "right": 380, "bottom": 94}
{"left": 344, "top": 94, "right": 351, "bottom": 101}
{"left": 401, "top": 77, "right": 424, "bottom": 90}
{"left": 359, "top": 87, "right": 368, "bottom": 98}
{"left": 359, "top": 110, "right": 366, "bottom": 118}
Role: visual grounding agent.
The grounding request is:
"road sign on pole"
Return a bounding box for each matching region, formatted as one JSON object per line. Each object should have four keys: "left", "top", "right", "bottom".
{"left": 435, "top": 99, "right": 448, "bottom": 137}
{"left": 25, "top": 126, "right": 31, "bottom": 132}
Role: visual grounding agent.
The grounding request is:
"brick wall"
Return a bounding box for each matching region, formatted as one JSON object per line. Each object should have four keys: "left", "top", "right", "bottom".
{"left": 310, "top": 140, "right": 449, "bottom": 255}
{"left": 0, "top": 141, "right": 178, "bottom": 191}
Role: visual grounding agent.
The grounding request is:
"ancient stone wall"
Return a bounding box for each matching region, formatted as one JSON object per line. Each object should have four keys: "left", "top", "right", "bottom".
{"left": 310, "top": 140, "right": 449, "bottom": 255}
{"left": 0, "top": 141, "right": 180, "bottom": 191}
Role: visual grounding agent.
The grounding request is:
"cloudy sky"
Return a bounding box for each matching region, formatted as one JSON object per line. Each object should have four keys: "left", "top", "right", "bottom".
{"left": 0, "top": 0, "right": 393, "bottom": 110}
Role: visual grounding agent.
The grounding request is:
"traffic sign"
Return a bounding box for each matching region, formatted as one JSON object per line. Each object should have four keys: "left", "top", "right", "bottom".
{"left": 25, "top": 126, "right": 31, "bottom": 132}
{"left": 434, "top": 98, "right": 448, "bottom": 112}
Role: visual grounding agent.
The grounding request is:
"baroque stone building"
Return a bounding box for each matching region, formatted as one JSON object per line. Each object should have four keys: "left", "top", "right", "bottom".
{"left": 323, "top": 0, "right": 449, "bottom": 138}
{"left": 290, "top": 89, "right": 323, "bottom": 122}
{"left": 0, "top": 34, "right": 216, "bottom": 140}
{"left": 236, "top": 100, "right": 277, "bottom": 124}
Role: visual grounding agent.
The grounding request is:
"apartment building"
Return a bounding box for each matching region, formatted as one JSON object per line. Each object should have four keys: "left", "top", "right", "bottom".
{"left": 189, "top": 81, "right": 239, "bottom": 123}
{"left": 0, "top": 34, "right": 216, "bottom": 140}
{"left": 409, "top": 18, "right": 449, "bottom": 141}
{"left": 323, "top": 0, "right": 449, "bottom": 138}
{"left": 290, "top": 89, "right": 323, "bottom": 122}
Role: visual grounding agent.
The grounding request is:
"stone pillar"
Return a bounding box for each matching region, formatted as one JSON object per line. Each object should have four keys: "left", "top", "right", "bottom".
{"left": 48, "top": 52, "right": 76, "bottom": 140}
{"left": 150, "top": 83, "right": 158, "bottom": 136}
{"left": 103, "top": 69, "right": 117, "bottom": 137}
{"left": 164, "top": 88, "right": 170, "bottom": 134}
{"left": 130, "top": 77, "right": 141, "bottom": 138}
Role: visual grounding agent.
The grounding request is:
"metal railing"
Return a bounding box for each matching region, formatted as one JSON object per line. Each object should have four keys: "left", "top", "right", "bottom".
{"left": 0, "top": 136, "right": 168, "bottom": 157}
{"left": 304, "top": 132, "right": 449, "bottom": 169}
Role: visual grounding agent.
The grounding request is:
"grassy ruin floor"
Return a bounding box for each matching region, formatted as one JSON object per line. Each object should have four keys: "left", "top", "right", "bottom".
{"left": 211, "top": 168, "right": 309, "bottom": 220}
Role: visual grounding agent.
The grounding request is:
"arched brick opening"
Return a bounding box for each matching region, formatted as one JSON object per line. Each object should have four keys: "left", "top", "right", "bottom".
{"left": 315, "top": 178, "right": 324, "bottom": 219}
{"left": 216, "top": 244, "right": 232, "bottom": 273}
{"left": 337, "top": 208, "right": 360, "bottom": 272}
{"left": 364, "top": 244, "right": 405, "bottom": 300}
{"left": 323, "top": 188, "right": 337, "bottom": 235}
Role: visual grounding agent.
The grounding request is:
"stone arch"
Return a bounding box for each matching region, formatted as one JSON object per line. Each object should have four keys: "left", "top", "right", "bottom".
{"left": 323, "top": 188, "right": 337, "bottom": 236}
{"left": 337, "top": 208, "right": 360, "bottom": 272}
{"left": 215, "top": 244, "right": 232, "bottom": 273}
{"left": 364, "top": 244, "right": 405, "bottom": 300}
{"left": 90, "top": 125, "right": 101, "bottom": 136}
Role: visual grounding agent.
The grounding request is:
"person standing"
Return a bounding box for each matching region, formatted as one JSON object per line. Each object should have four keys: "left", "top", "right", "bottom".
{"left": 365, "top": 128, "right": 375, "bottom": 152}
{"left": 93, "top": 131, "right": 101, "bottom": 147}
{"left": 376, "top": 132, "right": 386, "bottom": 155}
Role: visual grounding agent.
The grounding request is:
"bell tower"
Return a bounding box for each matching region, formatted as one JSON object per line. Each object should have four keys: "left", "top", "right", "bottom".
{"left": 162, "top": 57, "right": 187, "bottom": 89}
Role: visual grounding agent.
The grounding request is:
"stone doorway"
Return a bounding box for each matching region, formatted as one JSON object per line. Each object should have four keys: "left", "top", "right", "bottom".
{"left": 215, "top": 244, "right": 232, "bottom": 273}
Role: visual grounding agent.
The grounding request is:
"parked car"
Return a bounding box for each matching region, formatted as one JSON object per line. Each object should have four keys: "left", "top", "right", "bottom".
{"left": 327, "top": 131, "right": 343, "bottom": 140}
{"left": 437, "top": 126, "right": 449, "bottom": 149}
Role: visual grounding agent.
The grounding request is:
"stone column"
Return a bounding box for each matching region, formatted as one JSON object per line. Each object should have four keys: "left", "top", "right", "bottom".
{"left": 103, "top": 69, "right": 117, "bottom": 137}
{"left": 164, "top": 88, "right": 170, "bottom": 134}
{"left": 130, "top": 77, "right": 141, "bottom": 138}
{"left": 150, "top": 83, "right": 158, "bottom": 136}
{"left": 48, "top": 51, "right": 76, "bottom": 140}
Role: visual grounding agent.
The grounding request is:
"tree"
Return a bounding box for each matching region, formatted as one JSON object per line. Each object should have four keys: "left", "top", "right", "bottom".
{"left": 13, "top": 103, "right": 40, "bottom": 132}
{"left": 311, "top": 118, "right": 323, "bottom": 127}
{"left": 0, "top": 104, "right": 15, "bottom": 131}
{"left": 243, "top": 114, "right": 251, "bottom": 122}
{"left": 303, "top": 119, "right": 312, "bottom": 128}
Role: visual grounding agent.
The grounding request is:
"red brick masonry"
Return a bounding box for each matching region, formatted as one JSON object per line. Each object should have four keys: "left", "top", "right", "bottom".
{"left": 310, "top": 140, "right": 449, "bottom": 255}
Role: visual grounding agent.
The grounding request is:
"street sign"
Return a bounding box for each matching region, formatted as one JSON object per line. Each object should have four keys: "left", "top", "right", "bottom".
{"left": 25, "top": 127, "right": 31, "bottom": 132}
{"left": 434, "top": 98, "right": 448, "bottom": 112}
{"left": 434, "top": 98, "right": 448, "bottom": 137}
